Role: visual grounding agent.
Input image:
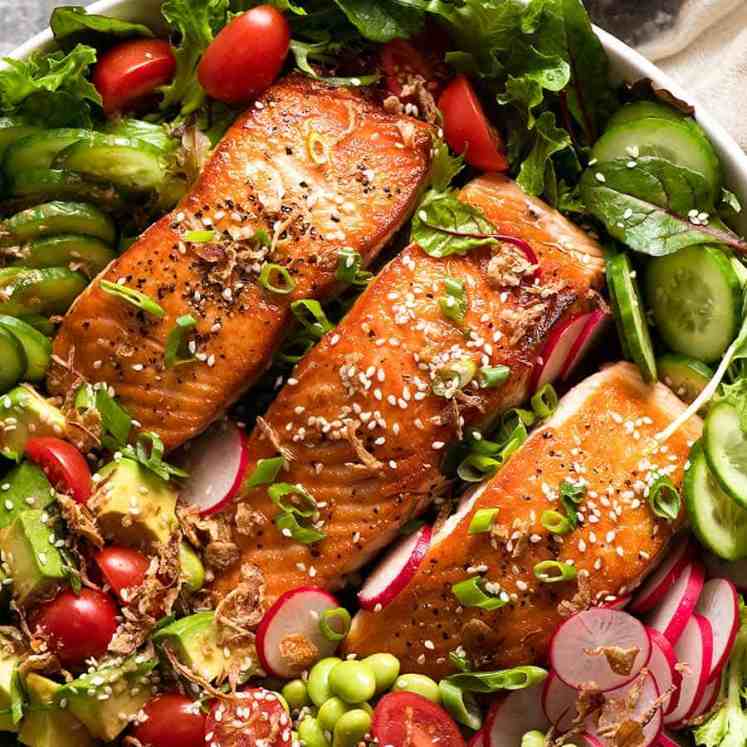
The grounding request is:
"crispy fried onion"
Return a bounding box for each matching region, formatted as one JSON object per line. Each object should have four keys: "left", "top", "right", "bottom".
{"left": 585, "top": 646, "right": 640, "bottom": 677}
{"left": 55, "top": 492, "right": 104, "bottom": 548}
{"left": 177, "top": 504, "right": 239, "bottom": 572}
{"left": 256, "top": 416, "right": 294, "bottom": 463}
{"left": 344, "top": 420, "right": 385, "bottom": 472}
{"left": 558, "top": 574, "right": 593, "bottom": 618}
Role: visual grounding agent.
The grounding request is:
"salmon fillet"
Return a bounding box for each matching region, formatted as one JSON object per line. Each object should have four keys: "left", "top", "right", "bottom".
{"left": 343, "top": 362, "right": 702, "bottom": 679}
{"left": 210, "top": 175, "right": 605, "bottom": 611}
{"left": 47, "top": 75, "right": 433, "bottom": 449}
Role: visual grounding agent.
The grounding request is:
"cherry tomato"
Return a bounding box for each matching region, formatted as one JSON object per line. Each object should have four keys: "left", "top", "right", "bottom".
{"left": 95, "top": 546, "right": 149, "bottom": 598}
{"left": 204, "top": 689, "right": 291, "bottom": 747}
{"left": 438, "top": 75, "right": 509, "bottom": 173}
{"left": 25, "top": 436, "right": 91, "bottom": 504}
{"left": 372, "top": 692, "right": 466, "bottom": 747}
{"left": 380, "top": 39, "right": 434, "bottom": 99}
{"left": 32, "top": 589, "right": 118, "bottom": 668}
{"left": 131, "top": 693, "right": 205, "bottom": 747}
{"left": 198, "top": 6, "right": 290, "bottom": 104}
{"left": 93, "top": 38, "right": 176, "bottom": 115}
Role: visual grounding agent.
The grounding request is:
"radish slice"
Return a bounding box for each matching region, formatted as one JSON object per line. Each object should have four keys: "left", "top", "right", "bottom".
{"left": 542, "top": 671, "right": 580, "bottom": 733}
{"left": 550, "top": 609, "right": 651, "bottom": 692}
{"left": 177, "top": 420, "right": 249, "bottom": 515}
{"left": 703, "top": 552, "right": 747, "bottom": 594}
{"left": 358, "top": 525, "right": 432, "bottom": 610}
{"left": 578, "top": 736, "right": 604, "bottom": 747}
{"left": 560, "top": 309, "right": 612, "bottom": 381}
{"left": 530, "top": 314, "right": 590, "bottom": 392}
{"left": 602, "top": 594, "right": 632, "bottom": 611}
{"left": 647, "top": 627, "right": 682, "bottom": 716}
{"left": 630, "top": 536, "right": 693, "bottom": 614}
{"left": 255, "top": 586, "right": 342, "bottom": 678}
{"left": 695, "top": 578, "right": 740, "bottom": 682}
{"left": 664, "top": 613, "right": 714, "bottom": 728}
{"left": 486, "top": 683, "right": 549, "bottom": 747}
{"left": 690, "top": 678, "right": 719, "bottom": 721}
{"left": 657, "top": 732, "right": 686, "bottom": 747}
{"left": 646, "top": 561, "right": 705, "bottom": 645}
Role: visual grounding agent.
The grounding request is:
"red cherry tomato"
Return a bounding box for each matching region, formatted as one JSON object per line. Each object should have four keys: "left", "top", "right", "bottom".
{"left": 25, "top": 436, "right": 91, "bottom": 504}
{"left": 198, "top": 6, "right": 290, "bottom": 104}
{"left": 32, "top": 589, "right": 118, "bottom": 668}
{"left": 131, "top": 693, "right": 205, "bottom": 747}
{"left": 95, "top": 546, "right": 149, "bottom": 598}
{"left": 204, "top": 689, "right": 291, "bottom": 747}
{"left": 372, "top": 692, "right": 466, "bottom": 747}
{"left": 93, "top": 38, "right": 176, "bottom": 115}
{"left": 438, "top": 75, "right": 509, "bottom": 173}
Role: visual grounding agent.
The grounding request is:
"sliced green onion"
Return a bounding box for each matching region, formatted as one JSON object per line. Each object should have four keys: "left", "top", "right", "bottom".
{"left": 76, "top": 384, "right": 132, "bottom": 450}
{"left": 164, "top": 314, "right": 197, "bottom": 368}
{"left": 448, "top": 648, "right": 471, "bottom": 672}
{"left": 100, "top": 280, "right": 165, "bottom": 318}
{"left": 183, "top": 229, "right": 216, "bottom": 243}
{"left": 648, "top": 474, "right": 680, "bottom": 521}
{"left": 445, "top": 666, "right": 547, "bottom": 694}
{"left": 498, "top": 408, "right": 535, "bottom": 441}
{"left": 275, "top": 511, "right": 326, "bottom": 545}
{"left": 438, "top": 680, "right": 482, "bottom": 730}
{"left": 319, "top": 607, "right": 351, "bottom": 641}
{"left": 468, "top": 508, "right": 499, "bottom": 534}
{"left": 432, "top": 357, "right": 477, "bottom": 398}
{"left": 336, "top": 247, "right": 372, "bottom": 286}
{"left": 451, "top": 576, "right": 507, "bottom": 611}
{"left": 479, "top": 365, "right": 510, "bottom": 389}
{"left": 277, "top": 334, "right": 316, "bottom": 365}
{"left": 457, "top": 454, "right": 501, "bottom": 483}
{"left": 245, "top": 457, "right": 284, "bottom": 490}
{"left": 533, "top": 560, "right": 577, "bottom": 583}
{"left": 123, "top": 431, "right": 188, "bottom": 481}
{"left": 291, "top": 299, "right": 334, "bottom": 339}
{"left": 269, "top": 482, "right": 317, "bottom": 517}
{"left": 439, "top": 277, "right": 467, "bottom": 324}
{"left": 541, "top": 510, "right": 572, "bottom": 535}
{"left": 259, "top": 263, "right": 296, "bottom": 295}
{"left": 531, "top": 384, "right": 558, "bottom": 419}
{"left": 307, "top": 131, "right": 329, "bottom": 165}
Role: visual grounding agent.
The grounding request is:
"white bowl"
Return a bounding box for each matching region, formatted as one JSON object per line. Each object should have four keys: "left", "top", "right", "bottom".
{"left": 6, "top": 1, "right": 747, "bottom": 233}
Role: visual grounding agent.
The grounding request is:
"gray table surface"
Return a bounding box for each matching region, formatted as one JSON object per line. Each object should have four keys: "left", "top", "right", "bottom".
{"left": 0, "top": 0, "right": 680, "bottom": 55}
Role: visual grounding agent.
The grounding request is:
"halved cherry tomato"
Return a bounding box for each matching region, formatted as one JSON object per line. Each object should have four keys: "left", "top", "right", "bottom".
{"left": 198, "top": 5, "right": 290, "bottom": 104}
{"left": 93, "top": 38, "right": 176, "bottom": 115}
{"left": 438, "top": 75, "right": 509, "bottom": 173}
{"left": 95, "top": 546, "right": 149, "bottom": 598}
{"left": 131, "top": 693, "right": 205, "bottom": 747}
{"left": 372, "top": 692, "right": 466, "bottom": 747}
{"left": 31, "top": 589, "right": 118, "bottom": 668}
{"left": 25, "top": 436, "right": 91, "bottom": 504}
{"left": 204, "top": 689, "right": 291, "bottom": 747}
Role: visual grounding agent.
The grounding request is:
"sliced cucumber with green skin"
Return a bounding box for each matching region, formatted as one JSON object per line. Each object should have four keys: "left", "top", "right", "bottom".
{"left": 704, "top": 400, "right": 747, "bottom": 509}
{"left": 0, "top": 327, "right": 26, "bottom": 393}
{"left": 0, "top": 315, "right": 51, "bottom": 382}
{"left": 686, "top": 439, "right": 747, "bottom": 560}
{"left": 102, "top": 119, "right": 176, "bottom": 153}
{"left": 18, "top": 314, "right": 56, "bottom": 337}
{"left": 645, "top": 245, "right": 741, "bottom": 363}
{"left": 3, "top": 128, "right": 93, "bottom": 172}
{"left": 0, "top": 268, "right": 88, "bottom": 317}
{"left": 11, "top": 234, "right": 116, "bottom": 277}
{"left": 606, "top": 252, "right": 657, "bottom": 382}
{"left": 4, "top": 202, "right": 117, "bottom": 245}
{"left": 606, "top": 101, "right": 687, "bottom": 129}
{"left": 0, "top": 118, "right": 41, "bottom": 160}
{"left": 53, "top": 134, "right": 167, "bottom": 192}
{"left": 657, "top": 354, "right": 713, "bottom": 405}
{"left": 7, "top": 169, "right": 126, "bottom": 210}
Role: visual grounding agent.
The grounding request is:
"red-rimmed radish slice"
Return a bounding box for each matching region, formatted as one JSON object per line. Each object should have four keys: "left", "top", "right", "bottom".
{"left": 657, "top": 732, "right": 686, "bottom": 747}
{"left": 550, "top": 609, "right": 651, "bottom": 692}
{"left": 578, "top": 735, "right": 604, "bottom": 747}
{"left": 646, "top": 561, "right": 705, "bottom": 645}
{"left": 560, "top": 309, "right": 612, "bottom": 381}
{"left": 486, "top": 683, "right": 548, "bottom": 747}
{"left": 542, "top": 671, "right": 579, "bottom": 733}
{"left": 690, "top": 678, "right": 719, "bottom": 721}
{"left": 695, "top": 578, "right": 739, "bottom": 681}
{"left": 358, "top": 524, "right": 432, "bottom": 610}
{"left": 255, "top": 586, "right": 342, "bottom": 678}
{"left": 703, "top": 552, "right": 747, "bottom": 594}
{"left": 664, "top": 613, "right": 714, "bottom": 728}
{"left": 530, "top": 314, "right": 589, "bottom": 392}
{"left": 630, "top": 537, "right": 693, "bottom": 614}
{"left": 602, "top": 594, "right": 632, "bottom": 611}
{"left": 467, "top": 730, "right": 484, "bottom": 747}
{"left": 177, "top": 420, "right": 249, "bottom": 515}
{"left": 647, "top": 627, "right": 682, "bottom": 716}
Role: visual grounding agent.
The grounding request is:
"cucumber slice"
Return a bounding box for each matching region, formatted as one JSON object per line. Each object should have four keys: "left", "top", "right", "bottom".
{"left": 704, "top": 400, "right": 747, "bottom": 509}
{"left": 7, "top": 169, "right": 125, "bottom": 210}
{"left": 3, "top": 128, "right": 92, "bottom": 172}
{"left": 686, "top": 440, "right": 747, "bottom": 560}
{"left": 11, "top": 234, "right": 116, "bottom": 277}
{"left": 102, "top": 119, "right": 176, "bottom": 153}
{"left": 4, "top": 202, "right": 117, "bottom": 245}
{"left": 53, "top": 134, "right": 167, "bottom": 192}
{"left": 0, "top": 267, "right": 87, "bottom": 317}
{"left": 18, "top": 315, "right": 56, "bottom": 337}
{"left": 0, "top": 315, "right": 51, "bottom": 382}
{"left": 0, "top": 118, "right": 41, "bottom": 160}
{"left": 606, "top": 252, "right": 657, "bottom": 382}
{"left": 0, "top": 327, "right": 27, "bottom": 393}
{"left": 657, "top": 353, "right": 713, "bottom": 405}
{"left": 645, "top": 245, "right": 741, "bottom": 363}
{"left": 606, "top": 101, "right": 687, "bottom": 129}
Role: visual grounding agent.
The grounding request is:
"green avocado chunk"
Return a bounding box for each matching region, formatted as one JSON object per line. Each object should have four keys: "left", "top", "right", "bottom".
{"left": 0, "top": 635, "right": 22, "bottom": 733}
{"left": 0, "top": 463, "right": 55, "bottom": 530}
{"left": 0, "top": 386, "right": 67, "bottom": 461}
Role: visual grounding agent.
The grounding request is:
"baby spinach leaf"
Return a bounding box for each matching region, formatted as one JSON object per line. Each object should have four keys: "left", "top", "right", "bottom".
{"left": 333, "top": 0, "right": 423, "bottom": 42}
{"left": 50, "top": 6, "right": 154, "bottom": 48}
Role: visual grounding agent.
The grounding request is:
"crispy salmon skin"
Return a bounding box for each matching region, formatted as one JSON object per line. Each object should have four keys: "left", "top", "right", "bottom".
{"left": 48, "top": 75, "right": 433, "bottom": 449}
{"left": 209, "top": 176, "right": 605, "bottom": 618}
{"left": 343, "top": 363, "right": 702, "bottom": 678}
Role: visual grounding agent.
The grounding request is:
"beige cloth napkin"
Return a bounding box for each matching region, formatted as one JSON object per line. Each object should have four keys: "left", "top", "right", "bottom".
{"left": 637, "top": 0, "right": 747, "bottom": 151}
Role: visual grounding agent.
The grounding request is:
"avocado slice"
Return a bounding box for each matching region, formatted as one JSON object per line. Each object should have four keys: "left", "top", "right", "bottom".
{"left": 0, "top": 387, "right": 67, "bottom": 461}
{"left": 179, "top": 542, "right": 205, "bottom": 592}
{"left": 91, "top": 458, "right": 178, "bottom": 548}
{"left": 0, "top": 510, "right": 65, "bottom": 607}
{"left": 19, "top": 674, "right": 93, "bottom": 747}
{"left": 0, "top": 634, "right": 22, "bottom": 733}
{"left": 0, "top": 463, "right": 55, "bottom": 530}
{"left": 59, "top": 655, "right": 157, "bottom": 741}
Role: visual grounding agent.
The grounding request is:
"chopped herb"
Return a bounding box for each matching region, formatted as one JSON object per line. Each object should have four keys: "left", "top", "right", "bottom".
{"left": 468, "top": 508, "right": 499, "bottom": 534}
{"left": 336, "top": 247, "right": 372, "bottom": 286}
{"left": 319, "top": 607, "right": 351, "bottom": 641}
{"left": 449, "top": 648, "right": 471, "bottom": 673}
{"left": 259, "top": 263, "right": 296, "bottom": 295}
{"left": 291, "top": 299, "right": 334, "bottom": 340}
{"left": 451, "top": 576, "right": 507, "bottom": 611}
{"left": 75, "top": 384, "right": 132, "bottom": 450}
{"left": 559, "top": 480, "right": 586, "bottom": 530}
{"left": 268, "top": 482, "right": 317, "bottom": 517}
{"left": 123, "top": 432, "right": 187, "bottom": 481}
{"left": 439, "top": 277, "right": 468, "bottom": 325}
{"left": 100, "top": 280, "right": 165, "bottom": 318}
{"left": 164, "top": 314, "right": 197, "bottom": 368}
{"left": 533, "top": 560, "right": 577, "bottom": 583}
{"left": 275, "top": 511, "right": 326, "bottom": 545}
{"left": 648, "top": 474, "right": 681, "bottom": 521}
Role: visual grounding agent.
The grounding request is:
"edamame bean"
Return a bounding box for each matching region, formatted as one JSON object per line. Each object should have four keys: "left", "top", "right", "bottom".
{"left": 332, "top": 709, "right": 372, "bottom": 747}
{"left": 363, "top": 653, "right": 400, "bottom": 694}
{"left": 309, "top": 657, "right": 343, "bottom": 707}
{"left": 299, "top": 716, "right": 330, "bottom": 747}
{"left": 520, "top": 732, "right": 546, "bottom": 747}
{"left": 328, "top": 660, "right": 376, "bottom": 704}
{"left": 318, "top": 697, "right": 348, "bottom": 731}
{"left": 393, "top": 673, "right": 440, "bottom": 703}
{"left": 283, "top": 679, "right": 310, "bottom": 710}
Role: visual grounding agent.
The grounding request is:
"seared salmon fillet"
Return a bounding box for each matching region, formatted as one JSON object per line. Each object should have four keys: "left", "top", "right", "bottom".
{"left": 343, "top": 363, "right": 702, "bottom": 678}
{"left": 210, "top": 175, "right": 605, "bottom": 610}
{"left": 47, "top": 75, "right": 433, "bottom": 449}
